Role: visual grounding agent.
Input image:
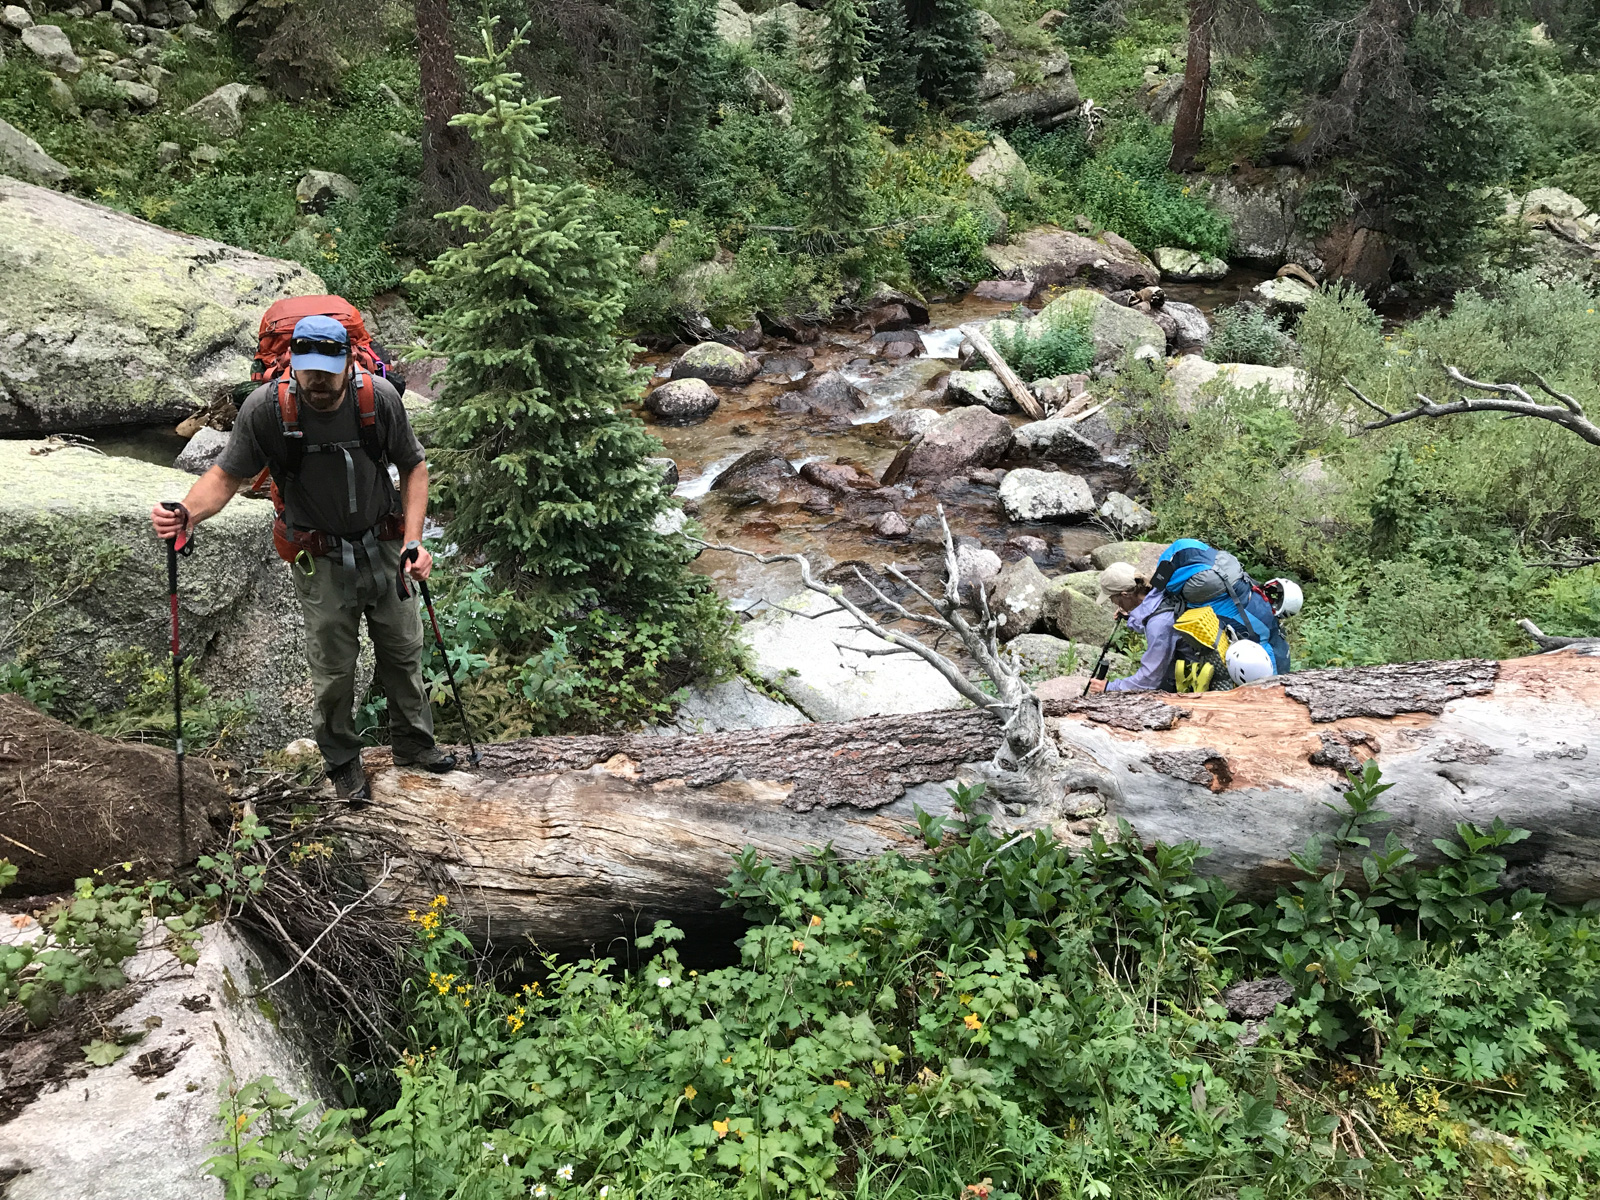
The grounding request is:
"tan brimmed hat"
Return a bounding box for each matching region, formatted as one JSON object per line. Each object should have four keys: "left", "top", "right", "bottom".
{"left": 1098, "top": 561, "right": 1146, "bottom": 596}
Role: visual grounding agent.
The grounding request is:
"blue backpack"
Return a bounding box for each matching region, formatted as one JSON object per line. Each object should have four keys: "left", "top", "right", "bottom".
{"left": 1151, "top": 539, "right": 1291, "bottom": 675}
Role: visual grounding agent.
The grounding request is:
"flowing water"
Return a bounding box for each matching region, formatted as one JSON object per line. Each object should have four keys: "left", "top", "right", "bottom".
{"left": 28, "top": 273, "right": 1270, "bottom": 611}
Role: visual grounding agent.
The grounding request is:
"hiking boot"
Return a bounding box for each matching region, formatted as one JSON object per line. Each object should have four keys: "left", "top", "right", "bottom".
{"left": 328, "top": 757, "right": 370, "bottom": 806}
{"left": 394, "top": 745, "right": 458, "bottom": 773}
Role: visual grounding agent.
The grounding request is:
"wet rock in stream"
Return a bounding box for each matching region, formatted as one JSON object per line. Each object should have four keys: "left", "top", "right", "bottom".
{"left": 946, "top": 369, "right": 1014, "bottom": 413}
{"left": 672, "top": 341, "right": 761, "bottom": 386}
{"left": 646, "top": 377, "right": 721, "bottom": 424}
{"left": 998, "top": 468, "right": 1096, "bottom": 522}
{"left": 881, "top": 405, "right": 1014, "bottom": 484}
{"left": 773, "top": 370, "right": 867, "bottom": 422}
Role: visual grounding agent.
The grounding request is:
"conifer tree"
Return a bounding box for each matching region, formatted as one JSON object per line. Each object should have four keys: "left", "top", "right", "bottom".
{"left": 906, "top": 0, "right": 982, "bottom": 113}
{"left": 866, "top": 0, "right": 923, "bottom": 135}
{"left": 410, "top": 22, "right": 731, "bottom": 728}
{"left": 649, "top": 0, "right": 720, "bottom": 191}
{"left": 799, "top": 0, "right": 878, "bottom": 233}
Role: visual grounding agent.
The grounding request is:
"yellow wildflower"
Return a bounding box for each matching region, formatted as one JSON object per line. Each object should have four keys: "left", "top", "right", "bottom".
{"left": 809, "top": 914, "right": 822, "bottom": 927}
{"left": 963, "top": 1013, "right": 982, "bottom": 1030}
{"left": 833, "top": 1079, "right": 851, "bottom": 1089}
{"left": 713, "top": 1119, "right": 730, "bottom": 1138}
{"left": 685, "top": 1085, "right": 697, "bottom": 1100}
{"left": 791, "top": 939, "right": 805, "bottom": 953}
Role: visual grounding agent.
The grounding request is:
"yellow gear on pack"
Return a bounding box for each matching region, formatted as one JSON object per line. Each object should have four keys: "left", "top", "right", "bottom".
{"left": 1171, "top": 608, "right": 1231, "bottom": 693}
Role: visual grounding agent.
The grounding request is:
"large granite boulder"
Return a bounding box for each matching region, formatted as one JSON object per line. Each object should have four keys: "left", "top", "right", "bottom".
{"left": 180, "top": 81, "right": 267, "bottom": 139}
{"left": 881, "top": 405, "right": 1013, "bottom": 483}
{"left": 1041, "top": 579, "right": 1117, "bottom": 644}
{"left": 946, "top": 368, "right": 1013, "bottom": 413}
{"left": 967, "top": 135, "right": 1029, "bottom": 194}
{"left": 1196, "top": 168, "right": 1321, "bottom": 269}
{"left": 0, "top": 177, "right": 321, "bottom": 433}
{"left": 988, "top": 554, "right": 1049, "bottom": 642}
{"left": 0, "top": 119, "right": 71, "bottom": 185}
{"left": 0, "top": 920, "right": 329, "bottom": 1200}
{"left": 978, "top": 52, "right": 1080, "bottom": 126}
{"left": 743, "top": 589, "right": 967, "bottom": 721}
{"left": 1038, "top": 289, "right": 1166, "bottom": 365}
{"left": 672, "top": 340, "right": 761, "bottom": 386}
{"left": 646, "top": 377, "right": 721, "bottom": 424}
{"left": 1090, "top": 539, "right": 1167, "bottom": 579}
{"left": 985, "top": 226, "right": 1159, "bottom": 292}
{"left": 1166, "top": 355, "right": 1302, "bottom": 412}
{"left": 1153, "top": 247, "right": 1228, "bottom": 281}
{"left": 0, "top": 442, "right": 312, "bottom": 757}
{"left": 998, "top": 468, "right": 1095, "bottom": 522}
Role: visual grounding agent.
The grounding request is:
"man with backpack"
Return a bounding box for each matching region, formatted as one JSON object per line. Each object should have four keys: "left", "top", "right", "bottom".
{"left": 1088, "top": 543, "right": 1301, "bottom": 695}
{"left": 149, "top": 308, "right": 454, "bottom": 804}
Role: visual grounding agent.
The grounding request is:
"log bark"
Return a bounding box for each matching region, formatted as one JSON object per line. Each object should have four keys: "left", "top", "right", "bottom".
{"left": 337, "top": 651, "right": 1600, "bottom": 952}
{"left": 1168, "top": 0, "right": 1215, "bottom": 174}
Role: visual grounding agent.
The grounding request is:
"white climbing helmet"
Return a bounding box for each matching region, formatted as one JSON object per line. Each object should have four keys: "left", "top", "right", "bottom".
{"left": 1265, "top": 577, "right": 1304, "bottom": 617}
{"left": 1225, "top": 640, "right": 1277, "bottom": 686}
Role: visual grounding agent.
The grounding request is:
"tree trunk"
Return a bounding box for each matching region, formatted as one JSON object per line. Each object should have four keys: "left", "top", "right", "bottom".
{"left": 1299, "top": 0, "right": 1414, "bottom": 161}
{"left": 1168, "top": 0, "right": 1215, "bottom": 174}
{"left": 336, "top": 651, "right": 1600, "bottom": 952}
{"left": 414, "top": 0, "right": 486, "bottom": 213}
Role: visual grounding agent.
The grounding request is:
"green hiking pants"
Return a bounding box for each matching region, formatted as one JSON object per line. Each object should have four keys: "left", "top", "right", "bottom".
{"left": 291, "top": 534, "right": 435, "bottom": 769}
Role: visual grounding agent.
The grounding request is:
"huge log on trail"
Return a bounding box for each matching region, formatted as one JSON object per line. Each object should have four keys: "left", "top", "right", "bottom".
{"left": 341, "top": 651, "right": 1600, "bottom": 952}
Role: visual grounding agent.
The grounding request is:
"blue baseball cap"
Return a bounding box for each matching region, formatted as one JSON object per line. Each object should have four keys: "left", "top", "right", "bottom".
{"left": 289, "top": 314, "right": 350, "bottom": 374}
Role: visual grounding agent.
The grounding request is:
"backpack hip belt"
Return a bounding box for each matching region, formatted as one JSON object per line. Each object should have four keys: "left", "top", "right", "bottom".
{"left": 273, "top": 511, "right": 406, "bottom": 566}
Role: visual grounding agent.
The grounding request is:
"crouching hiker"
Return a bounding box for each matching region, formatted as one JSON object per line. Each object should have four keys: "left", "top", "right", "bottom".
{"left": 149, "top": 312, "right": 454, "bottom": 804}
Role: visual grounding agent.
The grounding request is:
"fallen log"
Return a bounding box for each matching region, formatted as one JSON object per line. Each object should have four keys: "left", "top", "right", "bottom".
{"left": 340, "top": 650, "right": 1600, "bottom": 952}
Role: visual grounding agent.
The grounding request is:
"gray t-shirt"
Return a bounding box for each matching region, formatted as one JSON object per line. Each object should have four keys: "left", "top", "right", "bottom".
{"left": 218, "top": 374, "right": 425, "bottom": 538}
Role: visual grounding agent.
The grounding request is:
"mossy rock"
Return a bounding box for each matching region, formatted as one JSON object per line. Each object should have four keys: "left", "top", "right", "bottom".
{"left": 0, "top": 442, "right": 311, "bottom": 756}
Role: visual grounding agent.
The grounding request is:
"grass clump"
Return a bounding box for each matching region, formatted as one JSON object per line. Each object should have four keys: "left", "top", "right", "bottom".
{"left": 1204, "top": 303, "right": 1296, "bottom": 367}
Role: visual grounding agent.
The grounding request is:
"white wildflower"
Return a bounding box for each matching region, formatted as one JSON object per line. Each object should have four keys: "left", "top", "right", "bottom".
{"left": 657, "top": 976, "right": 672, "bottom": 988}
{"left": 503, "top": 1154, "right": 511, "bottom": 1166}
{"left": 557, "top": 1163, "right": 574, "bottom": 1181}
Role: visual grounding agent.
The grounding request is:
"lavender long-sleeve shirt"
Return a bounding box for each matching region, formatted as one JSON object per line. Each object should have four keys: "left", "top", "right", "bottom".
{"left": 1105, "top": 588, "right": 1176, "bottom": 693}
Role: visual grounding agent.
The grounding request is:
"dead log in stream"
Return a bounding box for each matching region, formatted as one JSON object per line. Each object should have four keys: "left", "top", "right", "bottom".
{"left": 338, "top": 650, "right": 1600, "bottom": 952}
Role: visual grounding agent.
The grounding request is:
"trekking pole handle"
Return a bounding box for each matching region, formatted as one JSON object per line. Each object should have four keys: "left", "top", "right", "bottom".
{"left": 161, "top": 501, "right": 195, "bottom": 557}
{"left": 397, "top": 540, "right": 420, "bottom": 600}
{"left": 1081, "top": 613, "right": 1127, "bottom": 698}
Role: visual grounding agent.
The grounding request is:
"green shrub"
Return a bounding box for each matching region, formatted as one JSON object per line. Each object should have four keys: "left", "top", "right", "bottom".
{"left": 990, "top": 307, "right": 1095, "bottom": 378}
{"left": 210, "top": 768, "right": 1600, "bottom": 1200}
{"left": 1070, "top": 131, "right": 1231, "bottom": 257}
{"left": 903, "top": 206, "right": 995, "bottom": 288}
{"left": 1205, "top": 303, "right": 1295, "bottom": 367}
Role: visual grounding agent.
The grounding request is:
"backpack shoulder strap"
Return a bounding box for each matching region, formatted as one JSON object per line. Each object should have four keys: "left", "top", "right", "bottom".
{"left": 351, "top": 368, "right": 386, "bottom": 466}
{"left": 275, "top": 377, "right": 306, "bottom": 480}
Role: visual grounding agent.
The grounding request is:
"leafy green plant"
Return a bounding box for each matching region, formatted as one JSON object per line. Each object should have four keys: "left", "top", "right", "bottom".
{"left": 0, "top": 816, "right": 270, "bottom": 1027}
{"left": 91, "top": 649, "right": 255, "bottom": 758}
{"left": 903, "top": 206, "right": 995, "bottom": 288}
{"left": 1205, "top": 303, "right": 1295, "bottom": 367}
{"left": 989, "top": 308, "right": 1094, "bottom": 379}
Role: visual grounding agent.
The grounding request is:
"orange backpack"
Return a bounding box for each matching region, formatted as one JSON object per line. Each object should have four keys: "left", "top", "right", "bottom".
{"left": 248, "top": 296, "right": 402, "bottom": 561}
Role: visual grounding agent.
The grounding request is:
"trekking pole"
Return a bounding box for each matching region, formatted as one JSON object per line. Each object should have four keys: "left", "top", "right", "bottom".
{"left": 161, "top": 502, "right": 195, "bottom": 863}
{"left": 1081, "top": 613, "right": 1127, "bottom": 699}
{"left": 398, "top": 549, "right": 482, "bottom": 766}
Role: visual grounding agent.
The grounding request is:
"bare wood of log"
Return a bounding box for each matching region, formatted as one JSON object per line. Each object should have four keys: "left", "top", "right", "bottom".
{"left": 1344, "top": 368, "right": 1600, "bottom": 447}
{"left": 964, "top": 326, "right": 1046, "bottom": 419}
{"left": 1518, "top": 618, "right": 1600, "bottom": 652}
{"left": 330, "top": 652, "right": 1600, "bottom": 951}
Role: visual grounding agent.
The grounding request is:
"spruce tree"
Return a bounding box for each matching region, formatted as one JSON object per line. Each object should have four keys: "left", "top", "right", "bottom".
{"left": 866, "top": 0, "right": 923, "bottom": 136}
{"left": 906, "top": 0, "right": 982, "bottom": 113}
{"left": 410, "top": 22, "right": 731, "bottom": 729}
{"left": 799, "top": 0, "right": 878, "bottom": 233}
{"left": 649, "top": 0, "right": 720, "bottom": 191}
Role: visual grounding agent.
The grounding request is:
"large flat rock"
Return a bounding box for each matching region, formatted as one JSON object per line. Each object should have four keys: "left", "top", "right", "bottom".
{"left": 0, "top": 442, "right": 311, "bottom": 756}
{"left": 0, "top": 920, "right": 328, "bottom": 1200}
{"left": 742, "top": 590, "right": 968, "bottom": 722}
{"left": 0, "top": 176, "right": 322, "bottom": 433}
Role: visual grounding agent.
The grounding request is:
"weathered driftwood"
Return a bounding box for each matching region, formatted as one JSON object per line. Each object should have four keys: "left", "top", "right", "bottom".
{"left": 963, "top": 326, "right": 1046, "bottom": 419}
{"left": 343, "top": 650, "right": 1600, "bottom": 953}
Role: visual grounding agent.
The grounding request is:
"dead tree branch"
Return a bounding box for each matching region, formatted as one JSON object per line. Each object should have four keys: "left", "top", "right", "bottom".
{"left": 1517, "top": 619, "right": 1600, "bottom": 653}
{"left": 1344, "top": 368, "right": 1600, "bottom": 447}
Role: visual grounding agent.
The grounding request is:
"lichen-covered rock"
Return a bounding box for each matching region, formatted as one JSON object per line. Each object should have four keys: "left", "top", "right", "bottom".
{"left": 978, "top": 53, "right": 1080, "bottom": 126}
{"left": 946, "top": 368, "right": 1013, "bottom": 413}
{"left": 294, "top": 169, "right": 360, "bottom": 213}
{"left": 0, "top": 117, "right": 71, "bottom": 184}
{"left": 666, "top": 677, "right": 810, "bottom": 734}
{"left": 1098, "top": 490, "right": 1156, "bottom": 533}
{"left": 21, "top": 23, "right": 81, "bottom": 74}
{"left": 709, "top": 445, "right": 799, "bottom": 504}
{"left": 1012, "top": 415, "right": 1101, "bottom": 465}
{"left": 1196, "top": 169, "right": 1321, "bottom": 269}
{"left": 173, "top": 425, "right": 229, "bottom": 475}
{"left": 743, "top": 589, "right": 966, "bottom": 721}
{"left": 883, "top": 407, "right": 940, "bottom": 440}
{"left": 0, "top": 920, "right": 329, "bottom": 1200}
{"left": 646, "top": 377, "right": 721, "bottom": 424}
{"left": 998, "top": 468, "right": 1095, "bottom": 522}
{"left": 0, "top": 442, "right": 313, "bottom": 757}
{"left": 1254, "top": 275, "right": 1316, "bottom": 311}
{"left": 1166, "top": 355, "right": 1302, "bottom": 412}
{"left": 1090, "top": 539, "right": 1167, "bottom": 578}
{"left": 672, "top": 340, "right": 761, "bottom": 386}
{"left": 181, "top": 81, "right": 265, "bottom": 139}
{"left": 1006, "top": 631, "right": 1107, "bottom": 677}
{"left": 989, "top": 554, "right": 1049, "bottom": 642}
{"left": 985, "top": 226, "right": 1159, "bottom": 292}
{"left": 874, "top": 511, "right": 909, "bottom": 538}
{"left": 774, "top": 370, "right": 865, "bottom": 420}
{"left": 0, "top": 177, "right": 322, "bottom": 433}
{"left": 1163, "top": 300, "right": 1210, "bottom": 351}
{"left": 1029, "top": 289, "right": 1166, "bottom": 364}
{"left": 967, "top": 135, "right": 1029, "bottom": 194}
{"left": 955, "top": 542, "right": 1003, "bottom": 606}
{"left": 714, "top": 0, "right": 753, "bottom": 43}
{"left": 1153, "top": 247, "right": 1228, "bottom": 281}
{"left": 1041, "top": 579, "right": 1117, "bottom": 644}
